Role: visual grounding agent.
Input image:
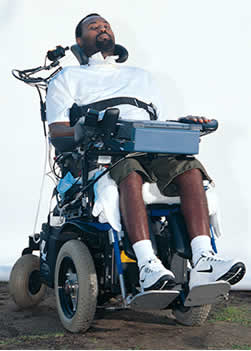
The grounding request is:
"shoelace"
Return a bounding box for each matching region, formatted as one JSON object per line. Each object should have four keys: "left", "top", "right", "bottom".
{"left": 201, "top": 252, "right": 227, "bottom": 263}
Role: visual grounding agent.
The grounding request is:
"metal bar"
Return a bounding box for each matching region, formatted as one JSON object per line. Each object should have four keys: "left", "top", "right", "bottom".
{"left": 112, "top": 229, "right": 127, "bottom": 302}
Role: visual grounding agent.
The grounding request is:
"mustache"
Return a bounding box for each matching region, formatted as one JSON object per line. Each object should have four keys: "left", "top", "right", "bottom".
{"left": 96, "top": 32, "right": 112, "bottom": 40}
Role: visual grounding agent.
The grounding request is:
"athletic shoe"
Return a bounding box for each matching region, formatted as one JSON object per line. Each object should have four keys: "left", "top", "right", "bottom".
{"left": 139, "top": 257, "right": 176, "bottom": 291}
{"left": 189, "top": 252, "right": 246, "bottom": 290}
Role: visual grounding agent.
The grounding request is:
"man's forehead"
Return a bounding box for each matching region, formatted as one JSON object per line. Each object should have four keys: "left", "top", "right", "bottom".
{"left": 83, "top": 16, "right": 108, "bottom": 26}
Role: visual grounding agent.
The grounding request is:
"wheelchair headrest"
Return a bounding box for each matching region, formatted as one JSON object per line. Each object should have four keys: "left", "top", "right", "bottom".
{"left": 70, "top": 44, "right": 128, "bottom": 65}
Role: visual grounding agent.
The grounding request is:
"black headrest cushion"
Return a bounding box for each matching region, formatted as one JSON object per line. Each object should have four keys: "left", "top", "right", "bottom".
{"left": 70, "top": 44, "right": 128, "bottom": 65}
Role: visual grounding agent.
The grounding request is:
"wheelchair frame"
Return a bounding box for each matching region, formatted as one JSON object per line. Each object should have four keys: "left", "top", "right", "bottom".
{"left": 10, "top": 49, "right": 228, "bottom": 333}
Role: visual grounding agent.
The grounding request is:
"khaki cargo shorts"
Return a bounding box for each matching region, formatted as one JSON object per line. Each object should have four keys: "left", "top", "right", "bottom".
{"left": 110, "top": 155, "right": 212, "bottom": 197}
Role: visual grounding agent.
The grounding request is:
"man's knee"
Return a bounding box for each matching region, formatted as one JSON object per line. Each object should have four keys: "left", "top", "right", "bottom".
{"left": 110, "top": 158, "right": 150, "bottom": 186}
{"left": 120, "top": 171, "right": 143, "bottom": 188}
{"left": 173, "top": 168, "right": 203, "bottom": 185}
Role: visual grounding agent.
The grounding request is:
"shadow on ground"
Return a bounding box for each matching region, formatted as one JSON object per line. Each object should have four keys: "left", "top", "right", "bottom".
{"left": 0, "top": 282, "right": 251, "bottom": 350}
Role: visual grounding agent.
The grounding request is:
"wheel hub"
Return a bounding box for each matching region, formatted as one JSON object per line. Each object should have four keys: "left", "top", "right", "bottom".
{"left": 63, "top": 272, "right": 79, "bottom": 311}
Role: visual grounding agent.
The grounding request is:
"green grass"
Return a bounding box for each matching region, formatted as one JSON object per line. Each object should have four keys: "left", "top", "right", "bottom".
{"left": 209, "top": 306, "right": 251, "bottom": 326}
{"left": 208, "top": 343, "right": 251, "bottom": 350}
{"left": 231, "top": 344, "right": 251, "bottom": 350}
{"left": 209, "top": 344, "right": 251, "bottom": 350}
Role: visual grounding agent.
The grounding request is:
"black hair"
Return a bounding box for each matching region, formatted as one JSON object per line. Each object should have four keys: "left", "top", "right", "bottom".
{"left": 75, "top": 13, "right": 101, "bottom": 39}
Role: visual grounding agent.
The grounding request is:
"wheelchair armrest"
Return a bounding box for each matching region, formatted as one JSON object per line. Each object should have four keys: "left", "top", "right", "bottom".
{"left": 50, "top": 136, "right": 76, "bottom": 153}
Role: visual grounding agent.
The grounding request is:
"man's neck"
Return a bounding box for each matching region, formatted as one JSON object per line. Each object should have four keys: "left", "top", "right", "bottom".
{"left": 88, "top": 51, "right": 117, "bottom": 65}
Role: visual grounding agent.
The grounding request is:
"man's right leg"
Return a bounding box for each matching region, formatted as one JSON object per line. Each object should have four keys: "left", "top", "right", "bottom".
{"left": 149, "top": 156, "right": 245, "bottom": 289}
{"left": 119, "top": 171, "right": 175, "bottom": 291}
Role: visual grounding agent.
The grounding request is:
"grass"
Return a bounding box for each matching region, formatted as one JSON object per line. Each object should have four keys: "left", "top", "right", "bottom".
{"left": 209, "top": 344, "right": 251, "bottom": 350}
{"left": 209, "top": 305, "right": 251, "bottom": 326}
{"left": 231, "top": 345, "right": 251, "bottom": 350}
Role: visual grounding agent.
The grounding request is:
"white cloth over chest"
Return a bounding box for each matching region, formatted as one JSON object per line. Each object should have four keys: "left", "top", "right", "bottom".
{"left": 46, "top": 52, "right": 166, "bottom": 125}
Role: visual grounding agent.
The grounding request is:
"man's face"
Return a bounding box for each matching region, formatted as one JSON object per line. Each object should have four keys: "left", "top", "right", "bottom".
{"left": 77, "top": 16, "right": 115, "bottom": 57}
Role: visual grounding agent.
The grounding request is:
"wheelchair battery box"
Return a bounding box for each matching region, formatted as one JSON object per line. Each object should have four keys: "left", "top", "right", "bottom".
{"left": 114, "top": 120, "right": 202, "bottom": 155}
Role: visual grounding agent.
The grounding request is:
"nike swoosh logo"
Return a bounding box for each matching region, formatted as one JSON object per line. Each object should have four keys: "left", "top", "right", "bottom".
{"left": 197, "top": 265, "right": 213, "bottom": 273}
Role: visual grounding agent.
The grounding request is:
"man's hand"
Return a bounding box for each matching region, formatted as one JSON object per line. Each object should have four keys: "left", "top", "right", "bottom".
{"left": 178, "top": 115, "right": 212, "bottom": 124}
{"left": 178, "top": 115, "right": 219, "bottom": 131}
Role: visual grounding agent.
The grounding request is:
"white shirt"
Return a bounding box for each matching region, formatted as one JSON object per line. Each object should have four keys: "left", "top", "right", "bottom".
{"left": 46, "top": 52, "right": 166, "bottom": 125}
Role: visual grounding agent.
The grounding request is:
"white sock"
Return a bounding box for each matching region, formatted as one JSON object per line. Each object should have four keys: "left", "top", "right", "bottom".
{"left": 132, "top": 239, "right": 155, "bottom": 267}
{"left": 191, "top": 235, "right": 212, "bottom": 266}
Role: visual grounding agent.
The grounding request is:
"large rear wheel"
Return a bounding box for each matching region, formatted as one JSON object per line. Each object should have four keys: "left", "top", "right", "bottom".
{"left": 55, "top": 239, "right": 98, "bottom": 333}
{"left": 9, "top": 254, "right": 47, "bottom": 308}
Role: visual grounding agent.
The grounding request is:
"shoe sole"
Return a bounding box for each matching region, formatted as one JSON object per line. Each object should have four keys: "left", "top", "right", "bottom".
{"left": 144, "top": 275, "right": 176, "bottom": 291}
{"left": 217, "top": 262, "right": 246, "bottom": 285}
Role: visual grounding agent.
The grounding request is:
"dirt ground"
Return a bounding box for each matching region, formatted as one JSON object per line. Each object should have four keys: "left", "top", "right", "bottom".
{"left": 0, "top": 282, "right": 251, "bottom": 350}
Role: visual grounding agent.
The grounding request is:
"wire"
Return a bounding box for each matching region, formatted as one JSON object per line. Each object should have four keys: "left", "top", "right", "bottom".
{"left": 12, "top": 53, "right": 68, "bottom": 241}
{"left": 32, "top": 133, "right": 49, "bottom": 242}
{"left": 48, "top": 142, "right": 62, "bottom": 181}
{"left": 11, "top": 60, "right": 62, "bottom": 89}
{"left": 60, "top": 151, "right": 147, "bottom": 212}
{"left": 48, "top": 142, "right": 55, "bottom": 175}
{"left": 46, "top": 171, "right": 58, "bottom": 186}
{"left": 52, "top": 157, "right": 63, "bottom": 179}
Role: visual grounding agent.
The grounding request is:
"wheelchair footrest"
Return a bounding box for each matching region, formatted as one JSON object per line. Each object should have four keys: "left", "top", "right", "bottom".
{"left": 128, "top": 290, "right": 180, "bottom": 310}
{"left": 184, "top": 281, "right": 231, "bottom": 307}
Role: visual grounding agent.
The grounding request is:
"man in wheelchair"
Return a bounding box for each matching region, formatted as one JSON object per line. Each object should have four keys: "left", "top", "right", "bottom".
{"left": 46, "top": 13, "right": 245, "bottom": 293}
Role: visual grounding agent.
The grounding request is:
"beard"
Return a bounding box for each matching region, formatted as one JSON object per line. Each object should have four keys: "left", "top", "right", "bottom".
{"left": 96, "top": 33, "right": 115, "bottom": 52}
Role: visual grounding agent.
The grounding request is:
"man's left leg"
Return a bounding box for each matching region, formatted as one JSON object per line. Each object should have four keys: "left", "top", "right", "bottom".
{"left": 173, "top": 168, "right": 246, "bottom": 289}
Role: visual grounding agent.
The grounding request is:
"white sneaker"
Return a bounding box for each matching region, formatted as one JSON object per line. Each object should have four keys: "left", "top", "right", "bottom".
{"left": 139, "top": 257, "right": 176, "bottom": 291}
{"left": 189, "top": 252, "right": 246, "bottom": 290}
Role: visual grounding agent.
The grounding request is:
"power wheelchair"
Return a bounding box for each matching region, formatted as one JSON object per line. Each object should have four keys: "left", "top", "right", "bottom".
{"left": 9, "top": 45, "right": 230, "bottom": 333}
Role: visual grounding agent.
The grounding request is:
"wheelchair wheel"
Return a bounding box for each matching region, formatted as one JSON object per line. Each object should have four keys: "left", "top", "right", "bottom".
{"left": 172, "top": 304, "right": 212, "bottom": 326}
{"left": 54, "top": 239, "right": 98, "bottom": 333}
{"left": 9, "top": 254, "right": 47, "bottom": 308}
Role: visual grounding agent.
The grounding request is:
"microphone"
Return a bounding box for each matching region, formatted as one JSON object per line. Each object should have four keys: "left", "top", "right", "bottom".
{"left": 47, "top": 46, "right": 69, "bottom": 61}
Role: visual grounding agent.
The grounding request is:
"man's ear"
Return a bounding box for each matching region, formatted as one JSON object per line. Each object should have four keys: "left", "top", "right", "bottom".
{"left": 76, "top": 37, "right": 82, "bottom": 46}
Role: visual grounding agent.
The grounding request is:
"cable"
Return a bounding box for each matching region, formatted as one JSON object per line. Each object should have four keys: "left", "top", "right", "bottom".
{"left": 52, "top": 157, "right": 63, "bottom": 179}
{"left": 11, "top": 49, "right": 69, "bottom": 241}
{"left": 48, "top": 142, "right": 62, "bottom": 181}
{"left": 48, "top": 142, "right": 55, "bottom": 176}
{"left": 32, "top": 134, "right": 49, "bottom": 243}
{"left": 46, "top": 171, "right": 58, "bottom": 186}
{"left": 60, "top": 151, "right": 148, "bottom": 212}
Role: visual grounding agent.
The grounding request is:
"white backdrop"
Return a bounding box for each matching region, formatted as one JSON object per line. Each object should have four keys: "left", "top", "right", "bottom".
{"left": 0, "top": 0, "right": 250, "bottom": 288}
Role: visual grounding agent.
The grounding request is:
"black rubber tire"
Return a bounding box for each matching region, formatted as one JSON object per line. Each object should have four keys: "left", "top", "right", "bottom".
{"left": 54, "top": 239, "right": 98, "bottom": 333}
{"left": 173, "top": 304, "right": 212, "bottom": 326}
{"left": 9, "top": 254, "right": 47, "bottom": 308}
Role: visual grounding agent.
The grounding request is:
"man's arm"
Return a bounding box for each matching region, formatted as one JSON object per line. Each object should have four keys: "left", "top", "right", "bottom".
{"left": 49, "top": 122, "right": 74, "bottom": 138}
{"left": 46, "top": 68, "right": 75, "bottom": 133}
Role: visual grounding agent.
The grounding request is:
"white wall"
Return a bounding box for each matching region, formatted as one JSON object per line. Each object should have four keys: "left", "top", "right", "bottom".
{"left": 1, "top": 0, "right": 250, "bottom": 287}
